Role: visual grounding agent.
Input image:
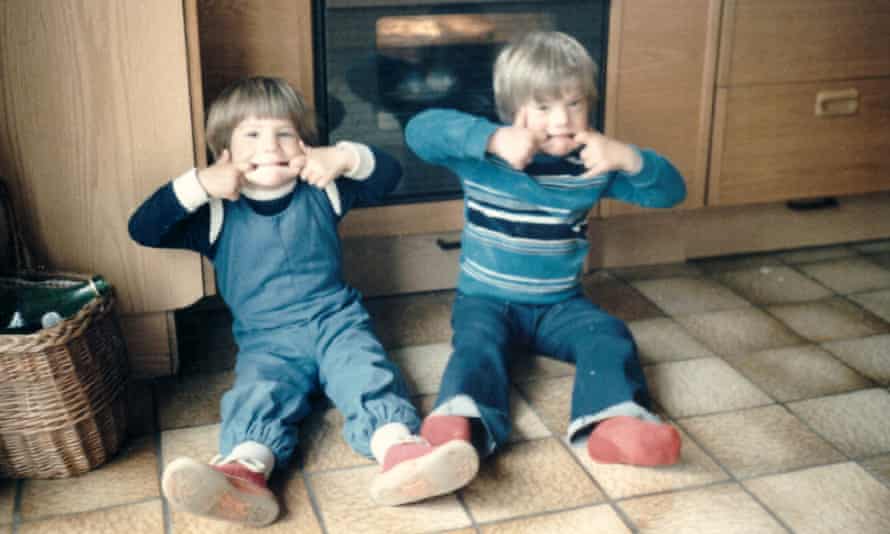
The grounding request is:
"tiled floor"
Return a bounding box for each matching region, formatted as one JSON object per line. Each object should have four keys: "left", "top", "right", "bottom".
{"left": 5, "top": 240, "right": 890, "bottom": 533}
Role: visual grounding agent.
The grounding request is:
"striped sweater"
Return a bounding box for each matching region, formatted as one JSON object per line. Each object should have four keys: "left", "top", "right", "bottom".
{"left": 405, "top": 108, "right": 686, "bottom": 304}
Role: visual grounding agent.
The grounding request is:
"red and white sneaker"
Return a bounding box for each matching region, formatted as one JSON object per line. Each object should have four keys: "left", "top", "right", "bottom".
{"left": 420, "top": 415, "right": 472, "bottom": 446}
{"left": 370, "top": 435, "right": 478, "bottom": 506}
{"left": 161, "top": 456, "right": 279, "bottom": 527}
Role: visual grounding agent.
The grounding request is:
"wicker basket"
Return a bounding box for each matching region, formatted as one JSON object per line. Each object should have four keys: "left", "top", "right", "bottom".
{"left": 0, "top": 272, "right": 129, "bottom": 479}
{"left": 0, "top": 177, "right": 130, "bottom": 480}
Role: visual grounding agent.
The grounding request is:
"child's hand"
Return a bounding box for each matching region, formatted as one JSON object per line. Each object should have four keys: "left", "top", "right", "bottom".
{"left": 573, "top": 131, "right": 643, "bottom": 177}
{"left": 293, "top": 142, "right": 355, "bottom": 188}
{"left": 487, "top": 109, "right": 545, "bottom": 170}
{"left": 197, "top": 149, "right": 252, "bottom": 201}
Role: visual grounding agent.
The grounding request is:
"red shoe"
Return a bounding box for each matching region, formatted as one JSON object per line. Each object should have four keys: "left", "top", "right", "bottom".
{"left": 161, "top": 456, "right": 279, "bottom": 526}
{"left": 420, "top": 415, "right": 472, "bottom": 446}
{"left": 370, "top": 438, "right": 479, "bottom": 506}
{"left": 586, "top": 416, "right": 682, "bottom": 467}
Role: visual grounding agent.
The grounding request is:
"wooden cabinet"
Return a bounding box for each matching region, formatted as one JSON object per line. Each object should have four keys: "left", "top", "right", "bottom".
{"left": 708, "top": 0, "right": 890, "bottom": 206}
{"left": 601, "top": 0, "right": 721, "bottom": 216}
{"left": 0, "top": 0, "right": 204, "bottom": 376}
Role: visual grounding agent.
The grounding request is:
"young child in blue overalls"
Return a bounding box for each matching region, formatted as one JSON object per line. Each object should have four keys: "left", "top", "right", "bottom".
{"left": 129, "top": 77, "right": 477, "bottom": 527}
{"left": 405, "top": 31, "right": 686, "bottom": 494}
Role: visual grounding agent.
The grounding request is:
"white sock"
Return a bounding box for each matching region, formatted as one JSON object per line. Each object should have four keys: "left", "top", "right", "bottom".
{"left": 370, "top": 422, "right": 414, "bottom": 464}
{"left": 223, "top": 441, "right": 276, "bottom": 478}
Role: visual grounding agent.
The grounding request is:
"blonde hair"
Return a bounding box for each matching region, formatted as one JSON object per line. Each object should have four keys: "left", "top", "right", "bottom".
{"left": 205, "top": 77, "right": 318, "bottom": 158}
{"left": 493, "top": 31, "right": 598, "bottom": 123}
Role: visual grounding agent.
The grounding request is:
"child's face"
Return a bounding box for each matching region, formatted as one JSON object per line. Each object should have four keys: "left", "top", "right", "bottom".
{"left": 516, "top": 86, "right": 590, "bottom": 157}
{"left": 229, "top": 116, "right": 304, "bottom": 188}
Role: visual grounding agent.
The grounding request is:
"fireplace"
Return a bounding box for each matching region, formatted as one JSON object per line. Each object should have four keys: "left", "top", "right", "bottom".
{"left": 315, "top": 0, "right": 610, "bottom": 206}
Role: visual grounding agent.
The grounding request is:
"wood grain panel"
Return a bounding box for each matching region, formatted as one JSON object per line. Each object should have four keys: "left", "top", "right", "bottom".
{"left": 718, "top": 0, "right": 890, "bottom": 87}
{"left": 709, "top": 79, "right": 890, "bottom": 206}
{"left": 196, "top": 0, "right": 314, "bottom": 106}
{"left": 601, "top": 0, "right": 721, "bottom": 216}
{"left": 0, "top": 0, "right": 204, "bottom": 313}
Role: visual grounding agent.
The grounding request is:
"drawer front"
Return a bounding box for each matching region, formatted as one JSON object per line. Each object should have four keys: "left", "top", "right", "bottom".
{"left": 719, "top": 0, "right": 890, "bottom": 86}
{"left": 708, "top": 78, "right": 890, "bottom": 206}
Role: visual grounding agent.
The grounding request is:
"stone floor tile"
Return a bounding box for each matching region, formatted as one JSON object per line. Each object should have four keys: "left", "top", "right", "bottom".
{"left": 462, "top": 438, "right": 604, "bottom": 524}
{"left": 365, "top": 290, "right": 455, "bottom": 349}
{"left": 127, "top": 379, "right": 157, "bottom": 437}
{"left": 478, "top": 505, "right": 631, "bottom": 534}
{"left": 515, "top": 377, "right": 573, "bottom": 437}
{"left": 389, "top": 343, "right": 451, "bottom": 396}
{"left": 572, "top": 428, "right": 728, "bottom": 499}
{"left": 788, "top": 389, "right": 890, "bottom": 458}
{"left": 17, "top": 500, "right": 163, "bottom": 534}
{"left": 631, "top": 277, "right": 750, "bottom": 316}
{"left": 691, "top": 253, "right": 785, "bottom": 274}
{"left": 798, "top": 256, "right": 890, "bottom": 294}
{"left": 156, "top": 370, "right": 233, "bottom": 430}
{"left": 851, "top": 239, "right": 890, "bottom": 254}
{"left": 775, "top": 244, "right": 857, "bottom": 264}
{"left": 610, "top": 262, "right": 704, "bottom": 282}
{"left": 869, "top": 251, "right": 890, "bottom": 270}
{"left": 628, "top": 317, "right": 717, "bottom": 364}
{"left": 850, "top": 288, "right": 890, "bottom": 323}
{"left": 19, "top": 436, "right": 159, "bottom": 520}
{"left": 822, "top": 334, "right": 890, "bottom": 385}
{"left": 713, "top": 265, "right": 833, "bottom": 305}
{"left": 510, "top": 354, "right": 575, "bottom": 383}
{"left": 582, "top": 278, "right": 664, "bottom": 322}
{"left": 299, "top": 407, "right": 375, "bottom": 472}
{"left": 676, "top": 308, "right": 804, "bottom": 356}
{"left": 0, "top": 481, "right": 14, "bottom": 526}
{"left": 308, "top": 465, "right": 471, "bottom": 534}
{"left": 724, "top": 345, "right": 871, "bottom": 402}
{"left": 619, "top": 483, "right": 784, "bottom": 533}
{"left": 745, "top": 463, "right": 890, "bottom": 534}
{"left": 861, "top": 454, "right": 890, "bottom": 487}
{"left": 644, "top": 358, "right": 773, "bottom": 418}
{"left": 679, "top": 405, "right": 844, "bottom": 478}
{"left": 767, "top": 297, "right": 889, "bottom": 342}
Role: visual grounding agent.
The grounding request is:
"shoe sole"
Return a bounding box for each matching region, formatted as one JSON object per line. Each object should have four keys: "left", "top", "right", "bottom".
{"left": 161, "top": 457, "right": 279, "bottom": 527}
{"left": 370, "top": 440, "right": 479, "bottom": 506}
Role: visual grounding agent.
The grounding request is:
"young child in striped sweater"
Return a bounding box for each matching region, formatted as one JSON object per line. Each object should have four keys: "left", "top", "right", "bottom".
{"left": 405, "top": 31, "right": 687, "bottom": 492}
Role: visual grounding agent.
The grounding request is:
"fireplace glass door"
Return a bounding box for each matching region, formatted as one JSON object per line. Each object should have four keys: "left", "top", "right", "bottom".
{"left": 316, "top": 0, "right": 610, "bottom": 205}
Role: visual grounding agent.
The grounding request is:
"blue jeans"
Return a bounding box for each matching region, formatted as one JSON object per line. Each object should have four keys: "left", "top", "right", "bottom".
{"left": 434, "top": 292, "right": 655, "bottom": 455}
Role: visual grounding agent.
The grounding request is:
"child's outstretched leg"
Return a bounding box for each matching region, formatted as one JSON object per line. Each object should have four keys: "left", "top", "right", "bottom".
{"left": 161, "top": 442, "right": 279, "bottom": 527}
{"left": 369, "top": 421, "right": 478, "bottom": 505}
{"left": 586, "top": 416, "right": 681, "bottom": 466}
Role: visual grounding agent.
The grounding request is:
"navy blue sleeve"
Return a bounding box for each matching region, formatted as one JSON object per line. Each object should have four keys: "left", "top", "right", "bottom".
{"left": 128, "top": 182, "right": 214, "bottom": 256}
{"left": 335, "top": 146, "right": 403, "bottom": 214}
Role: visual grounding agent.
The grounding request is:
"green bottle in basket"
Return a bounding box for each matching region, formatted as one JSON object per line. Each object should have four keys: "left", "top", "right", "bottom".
{"left": 6, "top": 276, "right": 111, "bottom": 332}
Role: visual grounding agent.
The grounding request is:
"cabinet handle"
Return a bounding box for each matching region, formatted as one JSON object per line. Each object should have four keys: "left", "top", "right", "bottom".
{"left": 815, "top": 88, "right": 859, "bottom": 117}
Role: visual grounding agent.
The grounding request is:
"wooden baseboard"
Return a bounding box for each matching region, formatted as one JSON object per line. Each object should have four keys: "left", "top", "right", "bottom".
{"left": 589, "top": 192, "right": 890, "bottom": 268}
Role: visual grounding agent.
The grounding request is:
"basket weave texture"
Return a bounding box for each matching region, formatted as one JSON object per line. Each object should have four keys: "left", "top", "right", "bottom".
{"left": 0, "top": 272, "right": 129, "bottom": 479}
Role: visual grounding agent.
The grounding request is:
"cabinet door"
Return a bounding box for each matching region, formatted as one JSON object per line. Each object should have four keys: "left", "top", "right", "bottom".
{"left": 719, "top": 0, "right": 890, "bottom": 87}
{"left": 600, "top": 0, "right": 721, "bottom": 216}
{"left": 709, "top": 79, "right": 890, "bottom": 206}
{"left": 0, "top": 0, "right": 204, "bottom": 313}
{"left": 196, "top": 0, "right": 315, "bottom": 107}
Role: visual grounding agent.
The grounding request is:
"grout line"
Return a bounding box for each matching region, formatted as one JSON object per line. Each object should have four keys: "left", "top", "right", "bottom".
{"left": 152, "top": 381, "right": 173, "bottom": 534}
{"left": 300, "top": 470, "right": 330, "bottom": 534}
{"left": 11, "top": 478, "right": 22, "bottom": 534}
